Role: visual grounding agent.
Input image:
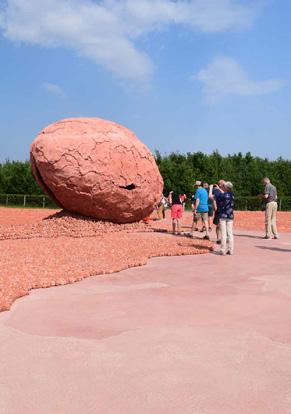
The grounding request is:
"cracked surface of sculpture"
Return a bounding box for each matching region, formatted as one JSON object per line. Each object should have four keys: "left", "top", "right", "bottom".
{"left": 30, "top": 118, "right": 164, "bottom": 223}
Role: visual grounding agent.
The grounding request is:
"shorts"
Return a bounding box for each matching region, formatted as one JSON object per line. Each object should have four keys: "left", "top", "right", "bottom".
{"left": 171, "top": 204, "right": 183, "bottom": 219}
{"left": 196, "top": 212, "right": 208, "bottom": 222}
{"left": 213, "top": 212, "right": 220, "bottom": 226}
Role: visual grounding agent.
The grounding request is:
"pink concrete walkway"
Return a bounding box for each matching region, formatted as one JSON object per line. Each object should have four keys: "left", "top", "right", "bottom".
{"left": 1, "top": 231, "right": 291, "bottom": 414}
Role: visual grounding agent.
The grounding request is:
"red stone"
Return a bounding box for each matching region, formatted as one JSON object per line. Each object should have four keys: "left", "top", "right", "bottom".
{"left": 30, "top": 118, "right": 163, "bottom": 223}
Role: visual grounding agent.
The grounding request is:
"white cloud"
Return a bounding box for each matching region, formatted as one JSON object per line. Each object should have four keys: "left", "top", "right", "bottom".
{"left": 43, "top": 82, "right": 65, "bottom": 99}
{"left": 193, "top": 56, "right": 286, "bottom": 103}
{"left": 110, "top": 0, "right": 255, "bottom": 36}
{"left": 0, "top": 0, "right": 259, "bottom": 84}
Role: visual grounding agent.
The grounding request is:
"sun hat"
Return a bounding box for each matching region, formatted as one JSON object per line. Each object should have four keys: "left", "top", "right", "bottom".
{"left": 194, "top": 180, "right": 201, "bottom": 186}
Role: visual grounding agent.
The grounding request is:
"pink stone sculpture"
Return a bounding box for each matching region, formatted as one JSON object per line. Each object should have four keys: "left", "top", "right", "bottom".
{"left": 30, "top": 118, "right": 164, "bottom": 223}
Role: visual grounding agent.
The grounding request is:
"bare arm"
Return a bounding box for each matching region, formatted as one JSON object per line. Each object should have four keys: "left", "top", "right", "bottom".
{"left": 209, "top": 184, "right": 214, "bottom": 200}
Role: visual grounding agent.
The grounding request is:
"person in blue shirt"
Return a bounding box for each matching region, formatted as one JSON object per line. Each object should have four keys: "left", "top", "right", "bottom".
{"left": 191, "top": 181, "right": 210, "bottom": 240}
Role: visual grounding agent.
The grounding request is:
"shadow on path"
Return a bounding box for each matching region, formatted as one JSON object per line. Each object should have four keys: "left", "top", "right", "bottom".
{"left": 235, "top": 233, "right": 263, "bottom": 240}
{"left": 256, "top": 246, "right": 291, "bottom": 253}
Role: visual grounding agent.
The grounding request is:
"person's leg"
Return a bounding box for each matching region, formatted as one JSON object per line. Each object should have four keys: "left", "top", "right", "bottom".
{"left": 208, "top": 217, "right": 212, "bottom": 231}
{"left": 177, "top": 205, "right": 183, "bottom": 234}
{"left": 214, "top": 213, "right": 221, "bottom": 242}
{"left": 191, "top": 213, "right": 196, "bottom": 233}
{"left": 216, "top": 225, "right": 221, "bottom": 242}
{"left": 220, "top": 219, "right": 227, "bottom": 255}
{"left": 172, "top": 219, "right": 177, "bottom": 234}
{"left": 192, "top": 213, "right": 200, "bottom": 233}
{"left": 271, "top": 202, "right": 279, "bottom": 238}
{"left": 177, "top": 219, "right": 181, "bottom": 234}
{"left": 208, "top": 207, "right": 213, "bottom": 231}
{"left": 196, "top": 215, "right": 201, "bottom": 231}
{"left": 203, "top": 213, "right": 209, "bottom": 238}
{"left": 157, "top": 204, "right": 162, "bottom": 220}
{"left": 162, "top": 206, "right": 166, "bottom": 219}
{"left": 226, "top": 219, "right": 234, "bottom": 254}
{"left": 265, "top": 203, "right": 272, "bottom": 238}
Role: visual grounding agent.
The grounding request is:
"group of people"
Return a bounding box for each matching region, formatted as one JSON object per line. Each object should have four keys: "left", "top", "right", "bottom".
{"left": 157, "top": 177, "right": 279, "bottom": 256}
{"left": 168, "top": 180, "right": 234, "bottom": 255}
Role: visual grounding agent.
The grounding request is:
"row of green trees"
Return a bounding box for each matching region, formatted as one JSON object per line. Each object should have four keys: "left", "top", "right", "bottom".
{"left": 0, "top": 152, "right": 291, "bottom": 197}
{"left": 0, "top": 160, "right": 42, "bottom": 195}
{"left": 155, "top": 151, "right": 291, "bottom": 197}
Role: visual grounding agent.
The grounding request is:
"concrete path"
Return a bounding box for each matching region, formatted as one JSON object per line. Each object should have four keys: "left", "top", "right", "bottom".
{"left": 1, "top": 232, "right": 291, "bottom": 414}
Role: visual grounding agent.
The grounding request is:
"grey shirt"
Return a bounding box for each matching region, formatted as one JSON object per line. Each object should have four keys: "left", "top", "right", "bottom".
{"left": 264, "top": 183, "right": 277, "bottom": 203}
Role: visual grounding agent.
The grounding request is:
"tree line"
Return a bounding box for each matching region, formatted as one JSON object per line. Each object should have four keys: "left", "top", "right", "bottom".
{"left": 0, "top": 160, "right": 42, "bottom": 195}
{"left": 0, "top": 152, "right": 291, "bottom": 197}
{"left": 155, "top": 151, "right": 291, "bottom": 197}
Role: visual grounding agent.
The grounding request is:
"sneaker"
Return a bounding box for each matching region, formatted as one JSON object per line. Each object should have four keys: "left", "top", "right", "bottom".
{"left": 263, "top": 236, "right": 271, "bottom": 239}
{"left": 203, "top": 235, "right": 210, "bottom": 240}
{"left": 227, "top": 251, "right": 233, "bottom": 255}
{"left": 216, "top": 240, "right": 221, "bottom": 244}
{"left": 273, "top": 235, "right": 280, "bottom": 240}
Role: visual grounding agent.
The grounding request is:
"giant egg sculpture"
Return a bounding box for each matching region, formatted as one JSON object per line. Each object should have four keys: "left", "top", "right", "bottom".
{"left": 30, "top": 118, "right": 164, "bottom": 223}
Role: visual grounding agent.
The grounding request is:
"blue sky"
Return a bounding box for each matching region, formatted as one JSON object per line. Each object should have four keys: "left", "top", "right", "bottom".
{"left": 0, "top": 0, "right": 290, "bottom": 162}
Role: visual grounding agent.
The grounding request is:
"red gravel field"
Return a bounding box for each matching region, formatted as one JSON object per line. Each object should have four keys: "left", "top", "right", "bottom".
{"left": 234, "top": 210, "right": 291, "bottom": 232}
{"left": 1, "top": 207, "right": 290, "bottom": 312}
{"left": 150, "top": 210, "right": 291, "bottom": 233}
{"left": 0, "top": 207, "right": 213, "bottom": 311}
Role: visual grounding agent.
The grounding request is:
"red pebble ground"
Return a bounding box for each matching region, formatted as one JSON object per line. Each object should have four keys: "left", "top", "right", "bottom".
{"left": 150, "top": 210, "right": 291, "bottom": 233}
{"left": 0, "top": 208, "right": 213, "bottom": 311}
